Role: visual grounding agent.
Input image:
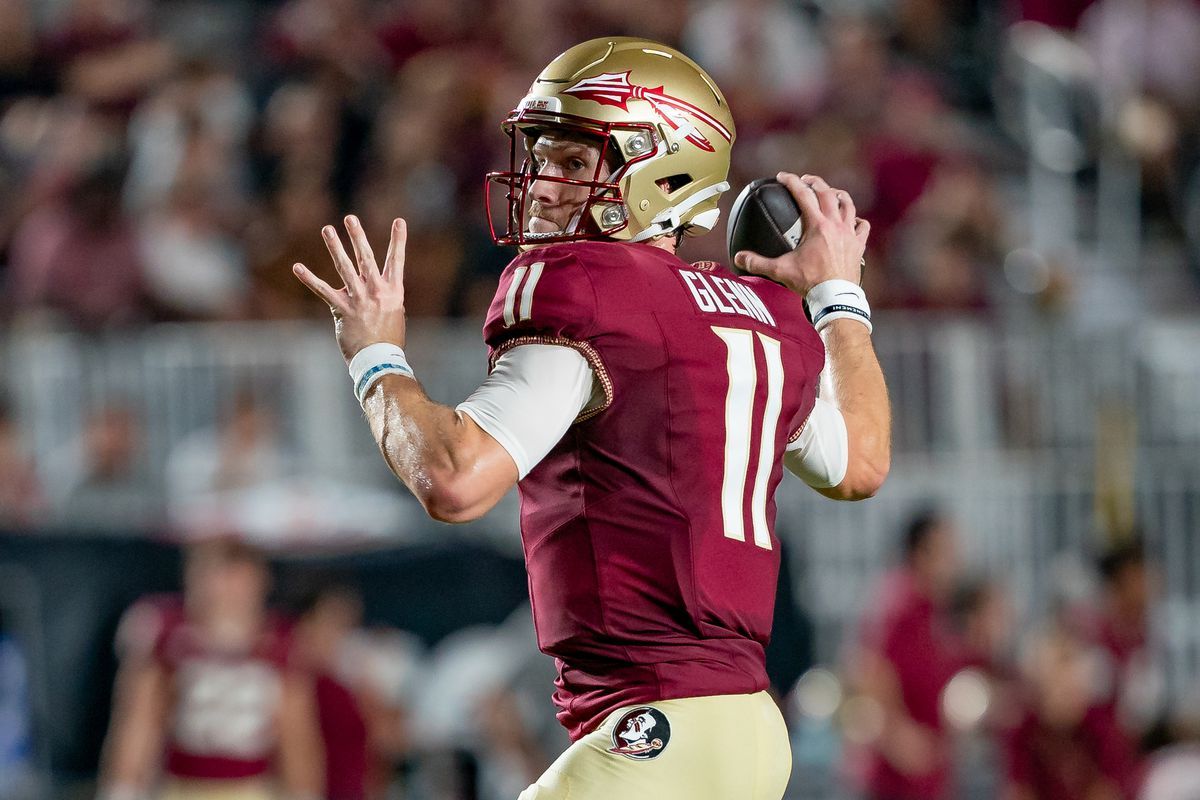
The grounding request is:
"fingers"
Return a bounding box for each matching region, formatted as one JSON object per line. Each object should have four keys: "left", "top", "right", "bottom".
{"left": 322, "top": 225, "right": 362, "bottom": 294}
{"left": 734, "top": 250, "right": 780, "bottom": 279}
{"left": 782, "top": 172, "right": 859, "bottom": 224}
{"left": 780, "top": 171, "right": 841, "bottom": 222}
{"left": 776, "top": 172, "right": 822, "bottom": 223}
{"left": 292, "top": 262, "right": 347, "bottom": 311}
{"left": 836, "top": 190, "right": 856, "bottom": 225}
{"left": 855, "top": 216, "right": 871, "bottom": 247}
{"left": 382, "top": 217, "right": 407, "bottom": 284}
{"left": 344, "top": 215, "right": 380, "bottom": 285}
{"left": 799, "top": 174, "right": 840, "bottom": 218}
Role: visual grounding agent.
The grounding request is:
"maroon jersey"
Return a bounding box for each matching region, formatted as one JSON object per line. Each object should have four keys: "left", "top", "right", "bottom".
{"left": 116, "top": 595, "right": 292, "bottom": 780}
{"left": 850, "top": 569, "right": 959, "bottom": 799}
{"left": 483, "top": 241, "right": 824, "bottom": 738}
{"left": 1004, "top": 706, "right": 1142, "bottom": 800}
{"left": 314, "top": 672, "right": 368, "bottom": 800}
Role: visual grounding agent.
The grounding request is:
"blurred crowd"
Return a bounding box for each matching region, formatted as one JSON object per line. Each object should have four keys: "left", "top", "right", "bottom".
{"left": 0, "top": 0, "right": 1196, "bottom": 334}
{"left": 34, "top": 514, "right": 1186, "bottom": 800}
{"left": 805, "top": 512, "right": 1200, "bottom": 800}
{"left": 1, "top": 0, "right": 1199, "bottom": 533}
{"left": 0, "top": 1, "right": 1199, "bottom": 798}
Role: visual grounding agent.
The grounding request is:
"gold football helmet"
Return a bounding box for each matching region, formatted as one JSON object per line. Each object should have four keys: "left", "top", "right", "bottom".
{"left": 486, "top": 37, "right": 736, "bottom": 246}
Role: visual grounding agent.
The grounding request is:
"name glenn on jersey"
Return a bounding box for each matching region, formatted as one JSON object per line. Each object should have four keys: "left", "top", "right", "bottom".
{"left": 678, "top": 270, "right": 776, "bottom": 327}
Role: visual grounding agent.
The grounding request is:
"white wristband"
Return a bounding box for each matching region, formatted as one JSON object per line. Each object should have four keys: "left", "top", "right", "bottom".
{"left": 805, "top": 279, "right": 872, "bottom": 333}
{"left": 348, "top": 342, "right": 414, "bottom": 403}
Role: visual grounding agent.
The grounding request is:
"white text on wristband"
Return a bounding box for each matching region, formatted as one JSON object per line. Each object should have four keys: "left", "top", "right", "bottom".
{"left": 805, "top": 279, "right": 872, "bottom": 334}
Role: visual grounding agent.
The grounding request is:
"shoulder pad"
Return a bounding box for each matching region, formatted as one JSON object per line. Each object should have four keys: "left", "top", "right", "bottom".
{"left": 483, "top": 245, "right": 598, "bottom": 355}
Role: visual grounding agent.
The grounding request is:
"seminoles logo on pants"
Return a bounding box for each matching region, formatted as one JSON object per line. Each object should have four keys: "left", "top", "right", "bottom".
{"left": 608, "top": 706, "right": 671, "bottom": 760}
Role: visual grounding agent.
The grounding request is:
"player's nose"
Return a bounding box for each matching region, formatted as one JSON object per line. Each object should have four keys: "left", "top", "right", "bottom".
{"left": 530, "top": 182, "right": 561, "bottom": 211}
{"left": 530, "top": 171, "right": 563, "bottom": 206}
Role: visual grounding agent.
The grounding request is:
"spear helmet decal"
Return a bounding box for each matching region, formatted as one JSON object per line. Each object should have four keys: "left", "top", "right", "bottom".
{"left": 562, "top": 71, "right": 732, "bottom": 153}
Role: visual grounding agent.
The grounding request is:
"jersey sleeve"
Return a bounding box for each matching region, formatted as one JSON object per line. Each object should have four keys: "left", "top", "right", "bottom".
{"left": 483, "top": 246, "right": 611, "bottom": 417}
{"left": 484, "top": 247, "right": 597, "bottom": 354}
{"left": 776, "top": 364, "right": 820, "bottom": 457}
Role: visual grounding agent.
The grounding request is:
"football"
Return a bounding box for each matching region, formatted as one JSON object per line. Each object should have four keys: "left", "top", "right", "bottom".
{"left": 726, "top": 177, "right": 804, "bottom": 275}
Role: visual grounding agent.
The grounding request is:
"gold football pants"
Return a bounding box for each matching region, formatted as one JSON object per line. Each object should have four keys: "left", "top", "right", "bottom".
{"left": 519, "top": 691, "right": 791, "bottom": 800}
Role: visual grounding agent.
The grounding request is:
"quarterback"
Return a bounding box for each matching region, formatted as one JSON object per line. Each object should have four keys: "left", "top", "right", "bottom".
{"left": 294, "top": 38, "right": 890, "bottom": 799}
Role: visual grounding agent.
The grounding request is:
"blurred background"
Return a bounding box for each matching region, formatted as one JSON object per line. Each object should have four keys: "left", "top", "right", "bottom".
{"left": 0, "top": 0, "right": 1198, "bottom": 798}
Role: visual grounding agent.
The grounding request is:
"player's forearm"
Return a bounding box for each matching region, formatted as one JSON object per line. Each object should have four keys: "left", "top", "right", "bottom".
{"left": 100, "top": 727, "right": 160, "bottom": 794}
{"left": 361, "top": 375, "right": 505, "bottom": 522}
{"left": 276, "top": 675, "right": 324, "bottom": 799}
{"left": 816, "top": 320, "right": 890, "bottom": 500}
{"left": 99, "top": 663, "right": 167, "bottom": 795}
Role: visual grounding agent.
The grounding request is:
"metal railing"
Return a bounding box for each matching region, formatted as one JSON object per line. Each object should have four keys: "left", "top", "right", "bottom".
{"left": 3, "top": 314, "right": 1152, "bottom": 466}
{"left": 3, "top": 314, "right": 1199, "bottom": 696}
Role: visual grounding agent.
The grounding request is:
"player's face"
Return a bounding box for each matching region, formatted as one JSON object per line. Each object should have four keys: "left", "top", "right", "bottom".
{"left": 916, "top": 524, "right": 960, "bottom": 602}
{"left": 526, "top": 132, "right": 610, "bottom": 235}
{"left": 186, "top": 550, "right": 268, "bottom": 621}
{"left": 1033, "top": 637, "right": 1092, "bottom": 724}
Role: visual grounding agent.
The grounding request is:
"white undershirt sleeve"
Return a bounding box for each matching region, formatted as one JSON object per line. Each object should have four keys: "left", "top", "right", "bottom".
{"left": 784, "top": 396, "right": 849, "bottom": 489}
{"left": 456, "top": 344, "right": 595, "bottom": 479}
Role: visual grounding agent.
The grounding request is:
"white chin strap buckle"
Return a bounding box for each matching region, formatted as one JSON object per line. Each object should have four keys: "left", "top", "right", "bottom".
{"left": 630, "top": 181, "right": 730, "bottom": 242}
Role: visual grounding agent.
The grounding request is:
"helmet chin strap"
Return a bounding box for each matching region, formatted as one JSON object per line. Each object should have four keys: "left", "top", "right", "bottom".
{"left": 564, "top": 206, "right": 586, "bottom": 235}
{"left": 629, "top": 181, "right": 730, "bottom": 243}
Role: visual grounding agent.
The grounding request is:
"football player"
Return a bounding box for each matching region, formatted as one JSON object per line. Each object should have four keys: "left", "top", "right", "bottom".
{"left": 98, "top": 538, "right": 323, "bottom": 800}
{"left": 293, "top": 37, "right": 890, "bottom": 799}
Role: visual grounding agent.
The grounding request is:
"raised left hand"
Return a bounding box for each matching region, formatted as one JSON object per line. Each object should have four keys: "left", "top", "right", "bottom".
{"left": 293, "top": 215, "right": 408, "bottom": 362}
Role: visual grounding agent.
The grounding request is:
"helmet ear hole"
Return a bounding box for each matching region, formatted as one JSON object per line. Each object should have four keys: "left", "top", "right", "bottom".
{"left": 658, "top": 174, "right": 693, "bottom": 194}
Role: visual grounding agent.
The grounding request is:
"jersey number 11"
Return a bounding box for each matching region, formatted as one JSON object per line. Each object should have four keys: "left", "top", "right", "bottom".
{"left": 712, "top": 327, "right": 785, "bottom": 551}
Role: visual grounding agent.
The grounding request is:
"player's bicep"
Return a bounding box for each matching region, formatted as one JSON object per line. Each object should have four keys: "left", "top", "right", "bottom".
{"left": 458, "top": 344, "right": 595, "bottom": 479}
{"left": 784, "top": 397, "right": 849, "bottom": 489}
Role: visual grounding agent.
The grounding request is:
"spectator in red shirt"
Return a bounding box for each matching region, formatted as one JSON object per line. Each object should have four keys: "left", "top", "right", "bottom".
{"left": 845, "top": 511, "right": 963, "bottom": 800}
{"left": 291, "top": 585, "right": 408, "bottom": 800}
{"left": 949, "top": 577, "right": 1022, "bottom": 734}
{"left": 0, "top": 398, "right": 44, "bottom": 528}
{"left": 99, "top": 537, "right": 324, "bottom": 800}
{"left": 1083, "top": 538, "right": 1164, "bottom": 747}
{"left": 292, "top": 586, "right": 370, "bottom": 800}
{"left": 8, "top": 156, "right": 154, "bottom": 328}
{"left": 1004, "top": 625, "right": 1142, "bottom": 800}
{"left": 951, "top": 578, "right": 1014, "bottom": 676}
{"left": 38, "top": 0, "right": 174, "bottom": 117}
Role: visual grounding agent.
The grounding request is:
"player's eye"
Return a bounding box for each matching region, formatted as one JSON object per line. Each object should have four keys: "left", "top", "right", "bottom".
{"left": 567, "top": 158, "right": 586, "bottom": 171}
